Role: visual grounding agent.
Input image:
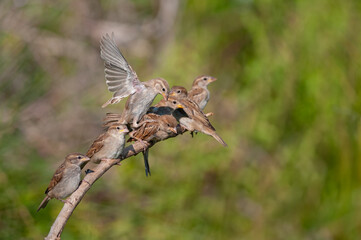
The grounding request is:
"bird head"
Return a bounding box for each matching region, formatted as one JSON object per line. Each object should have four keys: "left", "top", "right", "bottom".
{"left": 159, "top": 115, "right": 178, "bottom": 134}
{"left": 192, "top": 75, "right": 217, "bottom": 87}
{"left": 151, "top": 78, "right": 170, "bottom": 101}
{"left": 66, "top": 153, "right": 90, "bottom": 166}
{"left": 167, "top": 97, "right": 184, "bottom": 110}
{"left": 169, "top": 86, "right": 188, "bottom": 99}
{"left": 108, "top": 123, "right": 129, "bottom": 135}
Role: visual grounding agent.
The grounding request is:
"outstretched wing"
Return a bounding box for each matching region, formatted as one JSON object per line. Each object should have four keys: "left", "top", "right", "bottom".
{"left": 100, "top": 33, "right": 144, "bottom": 107}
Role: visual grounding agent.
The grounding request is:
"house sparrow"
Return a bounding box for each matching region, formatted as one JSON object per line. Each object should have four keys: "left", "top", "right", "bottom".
{"left": 128, "top": 114, "right": 178, "bottom": 176}
{"left": 167, "top": 94, "right": 227, "bottom": 147}
{"left": 100, "top": 33, "right": 170, "bottom": 128}
{"left": 37, "top": 153, "right": 90, "bottom": 211}
{"left": 188, "top": 75, "right": 217, "bottom": 110}
{"left": 86, "top": 123, "right": 129, "bottom": 164}
{"left": 146, "top": 86, "right": 189, "bottom": 117}
{"left": 168, "top": 86, "right": 212, "bottom": 117}
{"left": 169, "top": 86, "right": 188, "bottom": 99}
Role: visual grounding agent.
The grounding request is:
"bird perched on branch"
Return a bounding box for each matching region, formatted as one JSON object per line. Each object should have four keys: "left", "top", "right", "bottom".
{"left": 188, "top": 75, "right": 217, "bottom": 111}
{"left": 86, "top": 123, "right": 129, "bottom": 164}
{"left": 166, "top": 89, "right": 227, "bottom": 147}
{"left": 100, "top": 33, "right": 170, "bottom": 128}
{"left": 159, "top": 86, "right": 213, "bottom": 117}
{"left": 37, "top": 153, "right": 90, "bottom": 211}
{"left": 128, "top": 114, "right": 178, "bottom": 176}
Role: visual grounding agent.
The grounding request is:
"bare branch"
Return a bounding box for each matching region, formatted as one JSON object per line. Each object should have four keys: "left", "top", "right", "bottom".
{"left": 44, "top": 136, "right": 172, "bottom": 240}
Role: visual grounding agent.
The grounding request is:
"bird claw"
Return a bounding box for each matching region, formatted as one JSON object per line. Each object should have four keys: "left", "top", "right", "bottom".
{"left": 134, "top": 119, "right": 156, "bottom": 128}
{"left": 136, "top": 140, "right": 150, "bottom": 152}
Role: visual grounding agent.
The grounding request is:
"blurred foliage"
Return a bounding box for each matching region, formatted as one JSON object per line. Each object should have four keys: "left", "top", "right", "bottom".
{"left": 1, "top": 0, "right": 361, "bottom": 239}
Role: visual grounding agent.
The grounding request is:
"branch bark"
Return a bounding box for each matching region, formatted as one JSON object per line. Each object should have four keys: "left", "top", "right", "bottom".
{"left": 44, "top": 139, "right": 158, "bottom": 240}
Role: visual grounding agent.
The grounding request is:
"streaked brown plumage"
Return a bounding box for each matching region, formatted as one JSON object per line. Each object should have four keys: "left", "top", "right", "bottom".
{"left": 100, "top": 33, "right": 170, "bottom": 128}
{"left": 37, "top": 153, "right": 90, "bottom": 211}
{"left": 188, "top": 75, "right": 217, "bottom": 110}
{"left": 86, "top": 123, "right": 129, "bottom": 164}
{"left": 128, "top": 114, "right": 178, "bottom": 176}
{"left": 167, "top": 94, "right": 227, "bottom": 147}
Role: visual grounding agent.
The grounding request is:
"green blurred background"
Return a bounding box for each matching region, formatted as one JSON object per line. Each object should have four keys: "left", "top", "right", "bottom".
{"left": 1, "top": 0, "right": 361, "bottom": 239}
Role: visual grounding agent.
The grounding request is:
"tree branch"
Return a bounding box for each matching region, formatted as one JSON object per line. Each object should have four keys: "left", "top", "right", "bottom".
{"left": 44, "top": 136, "right": 169, "bottom": 240}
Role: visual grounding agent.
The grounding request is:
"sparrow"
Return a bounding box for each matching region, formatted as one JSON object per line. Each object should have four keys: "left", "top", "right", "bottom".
{"left": 86, "top": 123, "right": 129, "bottom": 164}
{"left": 167, "top": 93, "right": 227, "bottom": 147}
{"left": 128, "top": 114, "right": 178, "bottom": 176}
{"left": 100, "top": 33, "right": 170, "bottom": 128}
{"left": 188, "top": 75, "right": 217, "bottom": 110}
{"left": 167, "top": 86, "right": 212, "bottom": 117}
{"left": 146, "top": 86, "right": 188, "bottom": 116}
{"left": 37, "top": 153, "right": 90, "bottom": 211}
{"left": 168, "top": 86, "right": 188, "bottom": 99}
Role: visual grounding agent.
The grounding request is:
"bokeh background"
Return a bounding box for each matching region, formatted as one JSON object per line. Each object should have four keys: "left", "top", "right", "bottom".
{"left": 1, "top": 0, "right": 361, "bottom": 239}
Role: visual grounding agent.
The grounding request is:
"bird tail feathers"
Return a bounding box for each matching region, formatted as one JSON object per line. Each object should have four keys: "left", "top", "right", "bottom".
{"left": 211, "top": 132, "right": 228, "bottom": 147}
{"left": 37, "top": 196, "right": 50, "bottom": 212}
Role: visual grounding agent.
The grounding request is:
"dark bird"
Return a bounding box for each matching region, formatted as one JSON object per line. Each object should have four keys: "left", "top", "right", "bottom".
{"left": 86, "top": 123, "right": 129, "bottom": 164}
{"left": 147, "top": 86, "right": 189, "bottom": 118}
{"left": 128, "top": 114, "right": 178, "bottom": 176}
{"left": 188, "top": 75, "right": 217, "bottom": 110}
{"left": 100, "top": 33, "right": 170, "bottom": 128}
{"left": 37, "top": 153, "right": 90, "bottom": 211}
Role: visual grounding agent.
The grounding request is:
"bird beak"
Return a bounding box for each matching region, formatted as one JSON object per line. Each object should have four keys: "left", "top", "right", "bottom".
{"left": 176, "top": 104, "right": 183, "bottom": 109}
{"left": 162, "top": 93, "right": 168, "bottom": 101}
{"left": 170, "top": 127, "right": 177, "bottom": 134}
{"left": 119, "top": 128, "right": 129, "bottom": 133}
{"left": 208, "top": 77, "right": 217, "bottom": 83}
{"left": 81, "top": 156, "right": 91, "bottom": 162}
{"left": 169, "top": 92, "right": 176, "bottom": 97}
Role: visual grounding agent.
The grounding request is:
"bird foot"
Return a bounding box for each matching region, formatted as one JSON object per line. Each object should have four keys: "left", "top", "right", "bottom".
{"left": 205, "top": 112, "right": 214, "bottom": 117}
{"left": 136, "top": 140, "right": 150, "bottom": 152}
{"left": 134, "top": 119, "right": 156, "bottom": 128}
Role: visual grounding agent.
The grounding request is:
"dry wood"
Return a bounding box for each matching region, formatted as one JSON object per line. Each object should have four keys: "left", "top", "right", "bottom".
{"left": 44, "top": 138, "right": 163, "bottom": 239}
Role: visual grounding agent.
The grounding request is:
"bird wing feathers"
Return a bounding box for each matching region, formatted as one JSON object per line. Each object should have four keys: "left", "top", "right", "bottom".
{"left": 188, "top": 88, "right": 205, "bottom": 105}
{"left": 86, "top": 133, "right": 106, "bottom": 158}
{"left": 102, "top": 113, "right": 122, "bottom": 128}
{"left": 182, "top": 99, "right": 216, "bottom": 131}
{"left": 45, "top": 162, "right": 65, "bottom": 194}
{"left": 100, "top": 33, "right": 144, "bottom": 107}
{"left": 129, "top": 121, "right": 159, "bottom": 142}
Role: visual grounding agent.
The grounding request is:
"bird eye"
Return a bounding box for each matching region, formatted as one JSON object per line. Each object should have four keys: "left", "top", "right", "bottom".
{"left": 177, "top": 90, "right": 180, "bottom": 93}
{"left": 77, "top": 156, "right": 82, "bottom": 159}
{"left": 173, "top": 101, "right": 177, "bottom": 104}
{"left": 116, "top": 127, "right": 120, "bottom": 130}
{"left": 167, "top": 123, "right": 170, "bottom": 127}
{"left": 162, "top": 88, "right": 165, "bottom": 92}
{"left": 203, "top": 77, "right": 207, "bottom": 81}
